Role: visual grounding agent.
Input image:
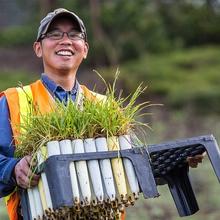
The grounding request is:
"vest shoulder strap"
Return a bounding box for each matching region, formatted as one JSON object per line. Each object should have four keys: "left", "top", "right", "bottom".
{"left": 80, "top": 85, "right": 106, "bottom": 102}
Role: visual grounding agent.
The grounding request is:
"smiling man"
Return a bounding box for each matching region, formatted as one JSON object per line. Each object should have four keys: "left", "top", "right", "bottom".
{"left": 34, "top": 12, "right": 89, "bottom": 92}
{"left": 0, "top": 8, "right": 94, "bottom": 220}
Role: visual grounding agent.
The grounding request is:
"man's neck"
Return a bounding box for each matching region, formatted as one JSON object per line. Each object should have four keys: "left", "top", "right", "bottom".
{"left": 45, "top": 72, "right": 76, "bottom": 91}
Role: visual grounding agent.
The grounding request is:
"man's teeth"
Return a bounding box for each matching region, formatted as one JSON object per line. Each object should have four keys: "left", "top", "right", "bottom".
{"left": 57, "top": 50, "right": 73, "bottom": 56}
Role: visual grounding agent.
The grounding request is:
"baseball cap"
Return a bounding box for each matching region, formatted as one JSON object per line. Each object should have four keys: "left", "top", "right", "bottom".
{"left": 36, "top": 8, "right": 87, "bottom": 41}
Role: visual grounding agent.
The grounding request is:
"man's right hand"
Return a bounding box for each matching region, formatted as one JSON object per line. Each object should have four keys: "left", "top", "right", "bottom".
{"left": 14, "top": 155, "right": 40, "bottom": 189}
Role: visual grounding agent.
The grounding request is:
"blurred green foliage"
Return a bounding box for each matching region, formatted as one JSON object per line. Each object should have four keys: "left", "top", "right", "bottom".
{"left": 0, "top": 25, "right": 37, "bottom": 47}
{"left": 101, "top": 46, "right": 220, "bottom": 114}
{"left": 0, "top": 46, "right": 219, "bottom": 115}
{"left": 158, "top": 1, "right": 220, "bottom": 47}
{"left": 0, "top": 71, "right": 38, "bottom": 91}
{"left": 1, "top": 0, "right": 220, "bottom": 65}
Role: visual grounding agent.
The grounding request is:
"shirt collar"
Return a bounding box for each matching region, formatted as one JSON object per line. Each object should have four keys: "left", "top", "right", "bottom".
{"left": 41, "top": 73, "right": 79, "bottom": 95}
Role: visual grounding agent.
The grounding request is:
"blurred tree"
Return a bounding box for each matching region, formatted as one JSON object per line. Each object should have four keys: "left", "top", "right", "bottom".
{"left": 39, "top": 0, "right": 58, "bottom": 17}
{"left": 1, "top": 0, "right": 220, "bottom": 66}
{"left": 89, "top": 0, "right": 118, "bottom": 66}
{"left": 156, "top": 0, "right": 220, "bottom": 47}
{"left": 206, "top": 0, "right": 218, "bottom": 10}
{"left": 100, "top": 0, "right": 170, "bottom": 61}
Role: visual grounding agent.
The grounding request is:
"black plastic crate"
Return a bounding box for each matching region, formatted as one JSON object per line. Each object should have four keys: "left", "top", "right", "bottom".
{"left": 20, "top": 134, "right": 220, "bottom": 219}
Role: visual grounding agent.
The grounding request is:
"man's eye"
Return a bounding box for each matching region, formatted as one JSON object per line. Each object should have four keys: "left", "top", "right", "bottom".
{"left": 69, "top": 33, "right": 77, "bottom": 37}
{"left": 69, "top": 32, "right": 82, "bottom": 38}
{"left": 48, "top": 31, "right": 62, "bottom": 37}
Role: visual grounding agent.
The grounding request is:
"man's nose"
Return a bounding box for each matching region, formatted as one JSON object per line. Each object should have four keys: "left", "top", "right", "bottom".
{"left": 59, "top": 33, "right": 72, "bottom": 44}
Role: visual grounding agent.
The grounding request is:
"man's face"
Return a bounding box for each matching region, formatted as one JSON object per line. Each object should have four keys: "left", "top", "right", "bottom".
{"left": 34, "top": 17, "right": 89, "bottom": 76}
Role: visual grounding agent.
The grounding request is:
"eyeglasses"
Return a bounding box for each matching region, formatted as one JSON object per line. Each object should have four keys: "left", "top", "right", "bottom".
{"left": 40, "top": 30, "right": 85, "bottom": 41}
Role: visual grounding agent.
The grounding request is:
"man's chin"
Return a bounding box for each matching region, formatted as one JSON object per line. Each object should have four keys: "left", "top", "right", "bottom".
{"left": 57, "top": 66, "right": 76, "bottom": 74}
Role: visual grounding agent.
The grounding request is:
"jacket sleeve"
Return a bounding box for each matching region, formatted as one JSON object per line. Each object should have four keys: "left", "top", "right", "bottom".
{"left": 0, "top": 96, "right": 20, "bottom": 197}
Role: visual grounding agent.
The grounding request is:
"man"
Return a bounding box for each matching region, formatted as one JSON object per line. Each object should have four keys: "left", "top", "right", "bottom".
{"left": 0, "top": 8, "right": 203, "bottom": 220}
{"left": 0, "top": 8, "right": 90, "bottom": 220}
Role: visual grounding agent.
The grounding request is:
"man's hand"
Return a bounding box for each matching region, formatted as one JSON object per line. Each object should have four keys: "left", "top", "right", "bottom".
{"left": 14, "top": 155, "right": 40, "bottom": 188}
{"left": 187, "top": 153, "right": 205, "bottom": 168}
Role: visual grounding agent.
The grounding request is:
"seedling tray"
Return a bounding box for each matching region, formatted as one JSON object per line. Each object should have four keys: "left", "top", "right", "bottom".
{"left": 21, "top": 134, "right": 220, "bottom": 218}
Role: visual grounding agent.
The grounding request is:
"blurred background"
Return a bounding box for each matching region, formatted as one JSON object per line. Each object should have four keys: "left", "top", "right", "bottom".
{"left": 1, "top": 0, "right": 220, "bottom": 219}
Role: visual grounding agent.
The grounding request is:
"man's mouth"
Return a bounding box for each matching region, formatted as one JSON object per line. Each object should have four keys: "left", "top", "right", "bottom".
{"left": 55, "top": 50, "right": 74, "bottom": 56}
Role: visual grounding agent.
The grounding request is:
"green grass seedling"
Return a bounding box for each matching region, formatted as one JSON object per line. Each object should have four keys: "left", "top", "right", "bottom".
{"left": 16, "top": 71, "right": 153, "bottom": 159}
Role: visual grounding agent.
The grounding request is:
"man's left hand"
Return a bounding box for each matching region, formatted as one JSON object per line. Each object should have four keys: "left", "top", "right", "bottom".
{"left": 187, "top": 153, "right": 205, "bottom": 168}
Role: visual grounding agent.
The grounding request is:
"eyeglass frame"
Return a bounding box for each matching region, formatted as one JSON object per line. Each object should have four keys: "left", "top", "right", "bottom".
{"left": 38, "top": 29, "right": 86, "bottom": 42}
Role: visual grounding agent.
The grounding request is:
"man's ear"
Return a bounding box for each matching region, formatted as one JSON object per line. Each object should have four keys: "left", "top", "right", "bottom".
{"left": 33, "top": 42, "right": 43, "bottom": 58}
{"left": 83, "top": 42, "right": 89, "bottom": 59}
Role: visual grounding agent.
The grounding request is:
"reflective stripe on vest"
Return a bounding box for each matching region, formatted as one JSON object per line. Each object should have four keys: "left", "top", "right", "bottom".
{"left": 17, "top": 86, "right": 34, "bottom": 132}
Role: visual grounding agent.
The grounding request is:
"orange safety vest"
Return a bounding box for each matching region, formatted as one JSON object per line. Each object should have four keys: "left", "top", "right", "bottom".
{"left": 1, "top": 79, "right": 125, "bottom": 220}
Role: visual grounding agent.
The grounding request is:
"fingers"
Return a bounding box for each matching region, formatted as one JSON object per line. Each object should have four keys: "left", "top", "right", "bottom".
{"left": 14, "top": 156, "right": 40, "bottom": 189}
{"left": 187, "top": 160, "right": 198, "bottom": 168}
{"left": 29, "top": 174, "right": 40, "bottom": 188}
{"left": 186, "top": 157, "right": 194, "bottom": 167}
{"left": 187, "top": 154, "right": 205, "bottom": 168}
{"left": 194, "top": 155, "right": 203, "bottom": 163}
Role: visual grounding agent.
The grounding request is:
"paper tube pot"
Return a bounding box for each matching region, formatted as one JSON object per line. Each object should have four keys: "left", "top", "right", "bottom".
{"left": 119, "top": 135, "right": 140, "bottom": 201}
{"left": 37, "top": 148, "right": 53, "bottom": 211}
{"left": 59, "top": 139, "right": 80, "bottom": 205}
{"left": 107, "top": 136, "right": 128, "bottom": 202}
{"left": 27, "top": 188, "right": 37, "bottom": 220}
{"left": 32, "top": 186, "right": 43, "bottom": 218}
{"left": 95, "top": 137, "right": 116, "bottom": 202}
{"left": 72, "top": 139, "right": 91, "bottom": 206}
{"left": 84, "top": 138, "right": 104, "bottom": 204}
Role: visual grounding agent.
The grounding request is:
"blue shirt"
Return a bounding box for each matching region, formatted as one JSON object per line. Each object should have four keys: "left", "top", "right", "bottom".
{"left": 0, "top": 74, "right": 79, "bottom": 197}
